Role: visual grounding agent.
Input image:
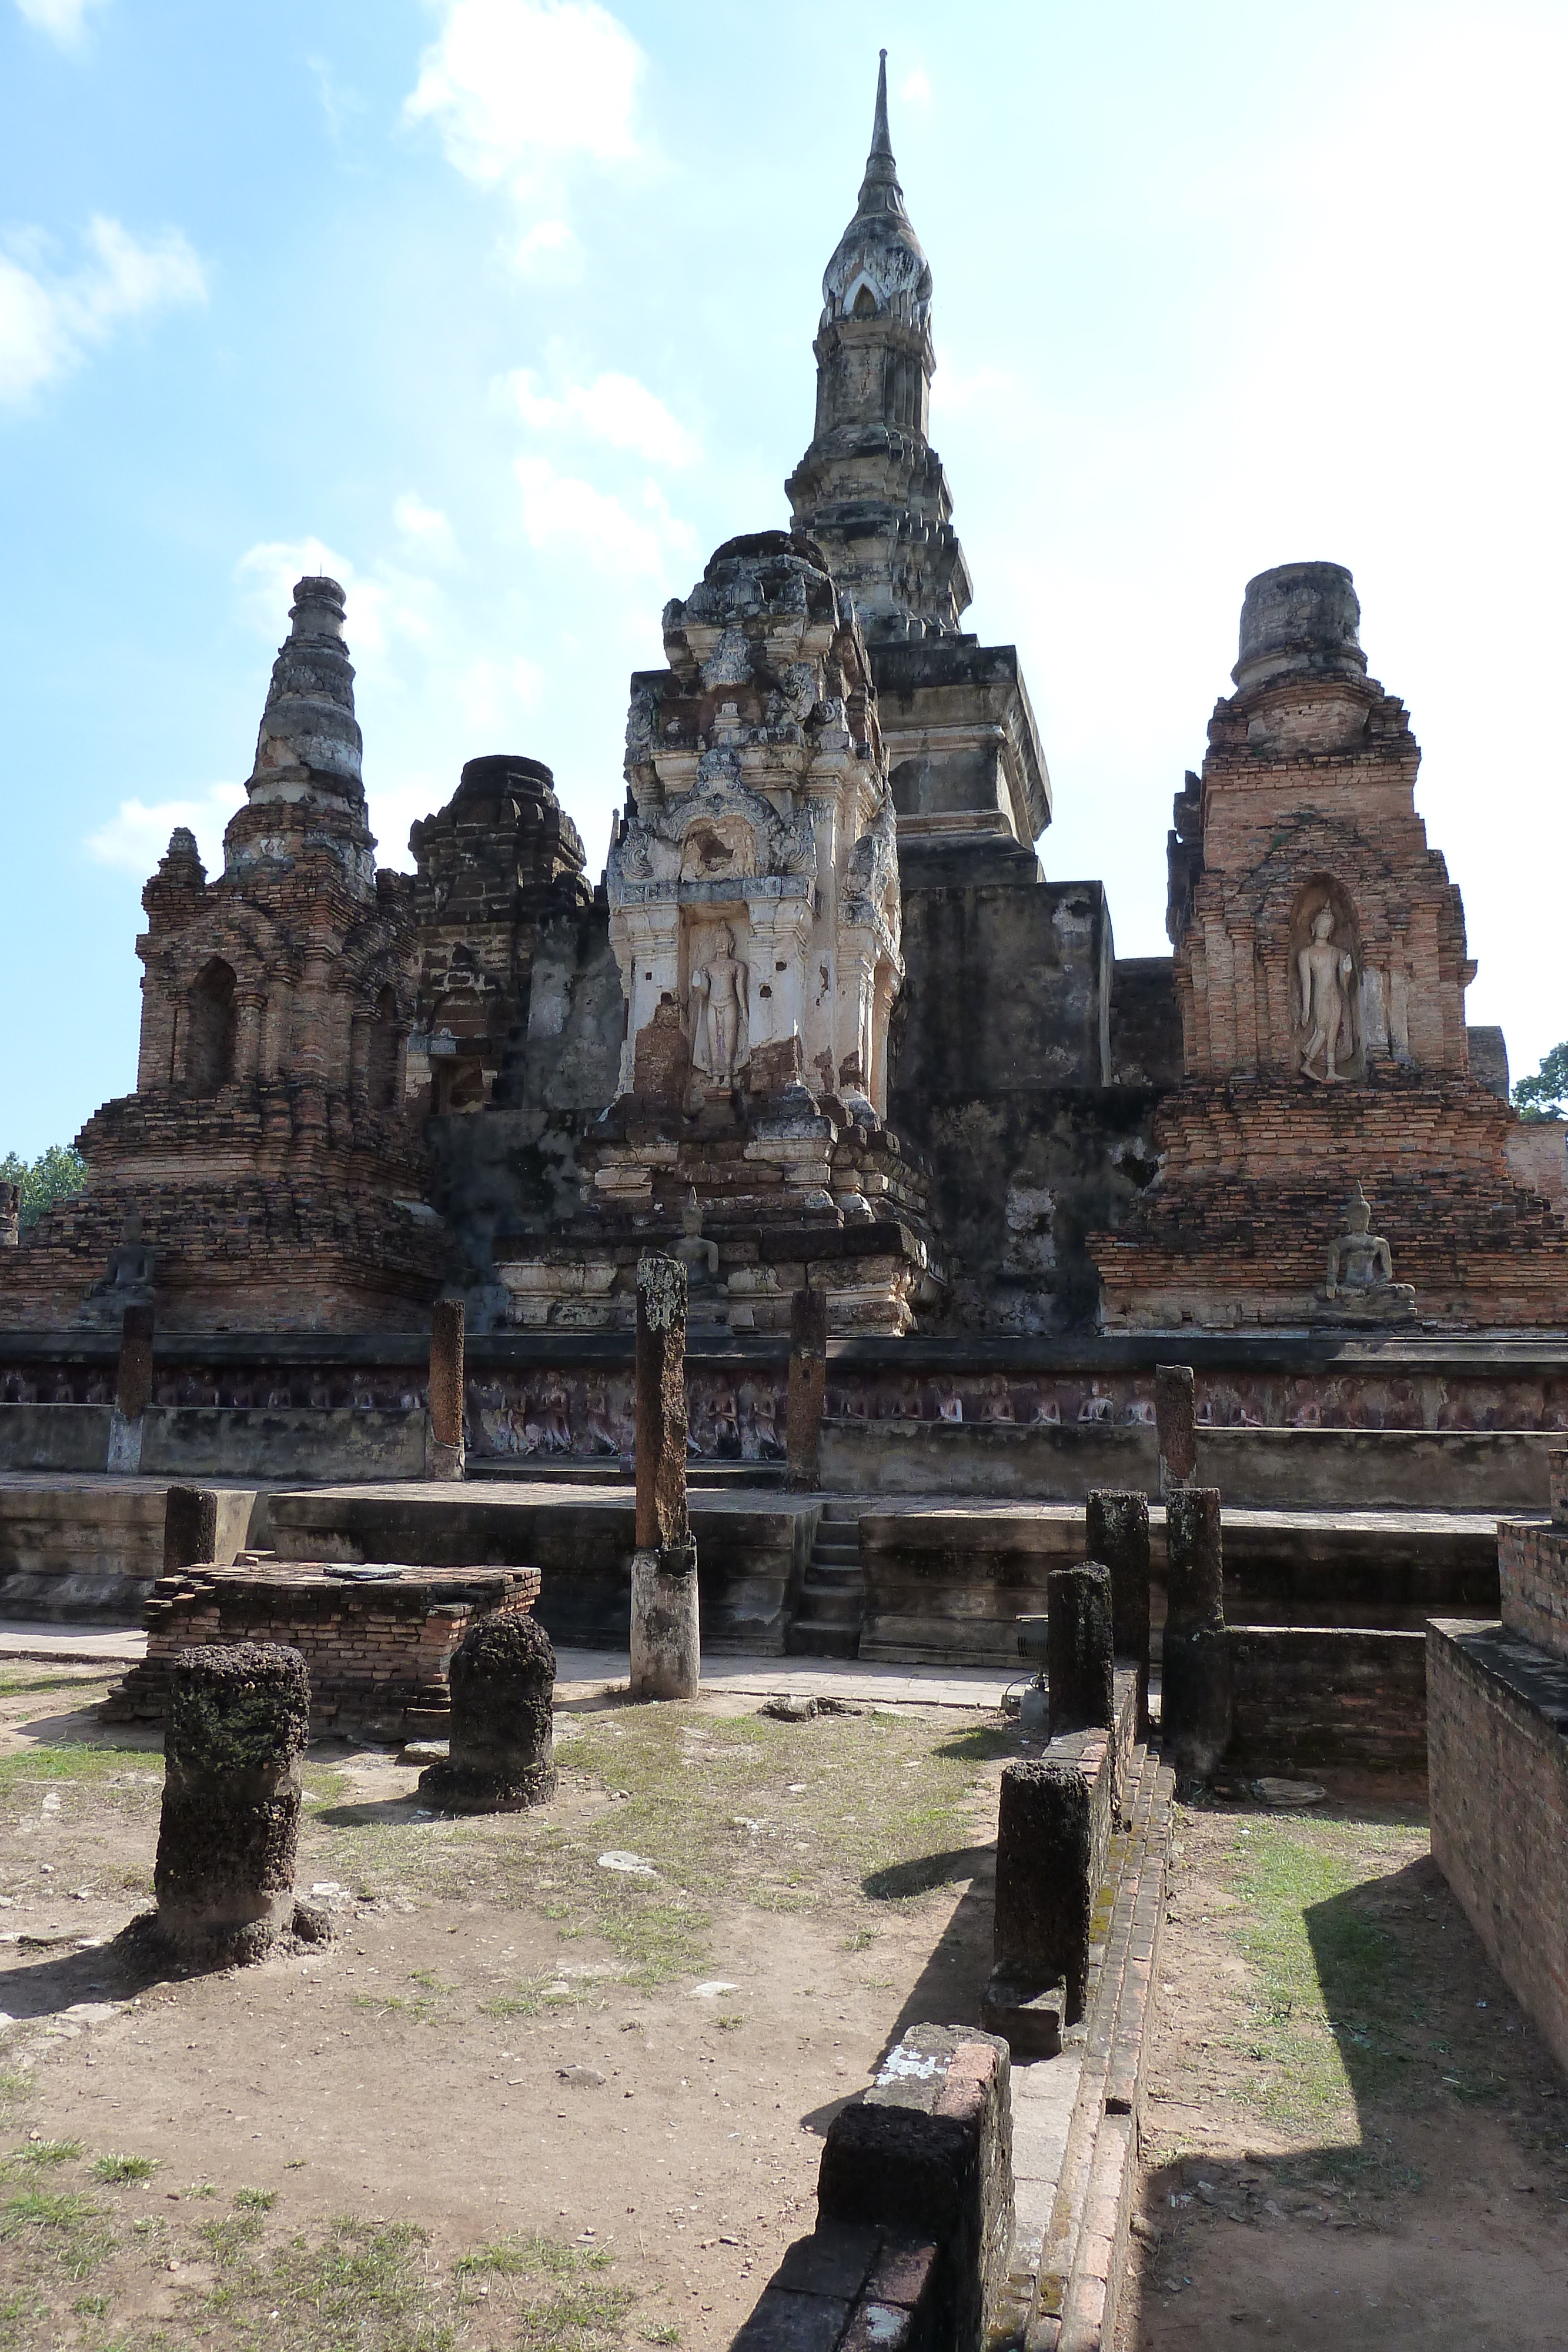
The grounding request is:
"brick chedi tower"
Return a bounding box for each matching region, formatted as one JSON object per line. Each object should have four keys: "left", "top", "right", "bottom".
{"left": 406, "top": 754, "right": 593, "bottom": 1117}
{"left": 1093, "top": 562, "right": 1568, "bottom": 1330}
{"left": 786, "top": 52, "right": 1049, "bottom": 884}
{"left": 0, "top": 576, "right": 444, "bottom": 1330}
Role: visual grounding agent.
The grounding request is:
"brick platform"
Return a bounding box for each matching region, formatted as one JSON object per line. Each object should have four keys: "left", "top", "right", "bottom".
{"left": 101, "top": 1562, "right": 541, "bottom": 1741}
{"left": 1429, "top": 1475, "right": 1568, "bottom": 2075}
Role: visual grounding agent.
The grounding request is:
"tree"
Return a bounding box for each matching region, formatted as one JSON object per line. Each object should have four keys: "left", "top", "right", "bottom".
{"left": 0, "top": 1144, "right": 87, "bottom": 1230}
{"left": 1513, "top": 1041, "right": 1568, "bottom": 1121}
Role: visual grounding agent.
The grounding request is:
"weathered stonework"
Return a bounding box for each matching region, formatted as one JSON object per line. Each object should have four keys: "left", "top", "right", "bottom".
{"left": 407, "top": 754, "right": 591, "bottom": 1118}
{"left": 0, "top": 577, "right": 442, "bottom": 1331}
{"left": 1095, "top": 563, "right": 1568, "bottom": 1330}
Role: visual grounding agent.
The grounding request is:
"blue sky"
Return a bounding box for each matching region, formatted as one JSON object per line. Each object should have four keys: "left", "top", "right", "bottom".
{"left": 2, "top": 0, "right": 1565, "bottom": 1155}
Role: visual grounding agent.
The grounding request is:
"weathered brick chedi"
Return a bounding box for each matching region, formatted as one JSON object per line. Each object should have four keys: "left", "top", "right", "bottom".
{"left": 0, "top": 576, "right": 443, "bottom": 1331}
{"left": 1094, "top": 560, "right": 1568, "bottom": 1330}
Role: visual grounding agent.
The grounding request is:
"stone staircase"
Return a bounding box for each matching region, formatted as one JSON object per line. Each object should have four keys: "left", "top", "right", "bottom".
{"left": 788, "top": 1504, "right": 864, "bottom": 1658}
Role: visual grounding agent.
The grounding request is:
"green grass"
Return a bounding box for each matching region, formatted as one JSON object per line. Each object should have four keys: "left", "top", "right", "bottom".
{"left": 1216, "top": 1815, "right": 1436, "bottom": 2132}
{"left": 0, "top": 1740, "right": 162, "bottom": 1808}
{"left": 0, "top": 2186, "right": 112, "bottom": 2283}
{"left": 92, "top": 2153, "right": 157, "bottom": 2184}
{"left": 5, "top": 2140, "right": 81, "bottom": 2173}
{"left": 0, "top": 1671, "right": 112, "bottom": 1700}
{"left": 307, "top": 1702, "right": 1001, "bottom": 1984}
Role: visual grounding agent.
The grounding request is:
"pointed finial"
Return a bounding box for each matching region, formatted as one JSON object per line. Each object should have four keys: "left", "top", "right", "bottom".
{"left": 871, "top": 48, "right": 892, "bottom": 159}
{"left": 857, "top": 47, "right": 903, "bottom": 213}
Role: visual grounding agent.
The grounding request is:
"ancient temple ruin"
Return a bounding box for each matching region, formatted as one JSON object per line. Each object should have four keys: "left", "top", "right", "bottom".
{"left": 0, "top": 576, "right": 443, "bottom": 1331}
{"left": 1093, "top": 560, "right": 1568, "bottom": 1329}
{"left": 2, "top": 59, "right": 1564, "bottom": 1362}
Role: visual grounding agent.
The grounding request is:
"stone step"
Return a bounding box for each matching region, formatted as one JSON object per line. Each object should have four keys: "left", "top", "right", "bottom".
{"left": 798, "top": 1595, "right": 862, "bottom": 1632}
{"left": 785, "top": 1619, "right": 861, "bottom": 1660}
{"left": 811, "top": 1541, "right": 862, "bottom": 1566}
{"left": 803, "top": 1566, "right": 864, "bottom": 1593}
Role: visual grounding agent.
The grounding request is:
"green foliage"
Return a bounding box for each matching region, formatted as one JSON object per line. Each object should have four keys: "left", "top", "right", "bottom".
{"left": 0, "top": 1145, "right": 86, "bottom": 1230}
{"left": 1513, "top": 1039, "right": 1568, "bottom": 1120}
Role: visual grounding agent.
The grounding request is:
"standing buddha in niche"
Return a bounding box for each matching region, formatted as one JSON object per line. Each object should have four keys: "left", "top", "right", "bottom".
{"left": 1297, "top": 905, "right": 1356, "bottom": 1084}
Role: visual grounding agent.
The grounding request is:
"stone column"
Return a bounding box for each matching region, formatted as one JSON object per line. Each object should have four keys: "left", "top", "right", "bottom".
{"left": 1046, "top": 1561, "right": 1114, "bottom": 1738}
{"left": 163, "top": 1485, "right": 218, "bottom": 1572}
{"left": 630, "top": 1255, "right": 699, "bottom": 1699}
{"left": 786, "top": 1285, "right": 827, "bottom": 1492}
{"left": 426, "top": 1298, "right": 465, "bottom": 1480}
{"left": 1086, "top": 1489, "right": 1151, "bottom": 1735}
{"left": 418, "top": 1612, "right": 557, "bottom": 1811}
{"left": 153, "top": 1642, "right": 311, "bottom": 1963}
{"left": 1154, "top": 1364, "right": 1196, "bottom": 1497}
{"left": 107, "top": 1304, "right": 155, "bottom": 1474}
{"left": 1164, "top": 1487, "right": 1232, "bottom": 1781}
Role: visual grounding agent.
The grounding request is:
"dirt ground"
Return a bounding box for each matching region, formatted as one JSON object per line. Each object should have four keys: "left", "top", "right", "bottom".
{"left": 1120, "top": 1781, "right": 1568, "bottom": 2351}
{"left": 0, "top": 1663, "right": 1009, "bottom": 2352}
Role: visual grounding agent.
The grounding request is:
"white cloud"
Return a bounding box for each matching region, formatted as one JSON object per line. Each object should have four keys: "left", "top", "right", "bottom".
{"left": 514, "top": 453, "right": 696, "bottom": 577}
{"left": 0, "top": 215, "right": 205, "bottom": 404}
{"left": 393, "top": 492, "right": 459, "bottom": 566}
{"left": 456, "top": 654, "right": 545, "bottom": 734}
{"left": 15, "top": 0, "right": 108, "bottom": 50}
{"left": 900, "top": 66, "right": 931, "bottom": 108}
{"left": 509, "top": 364, "right": 699, "bottom": 465}
{"left": 85, "top": 783, "right": 244, "bottom": 878}
{"left": 232, "top": 537, "right": 447, "bottom": 669}
{"left": 406, "top": 0, "right": 642, "bottom": 188}
{"left": 514, "top": 218, "right": 577, "bottom": 278}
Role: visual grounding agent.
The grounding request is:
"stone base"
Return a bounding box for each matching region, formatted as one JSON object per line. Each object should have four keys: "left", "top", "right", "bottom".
{"left": 630, "top": 1542, "right": 700, "bottom": 1699}
{"left": 979, "top": 1969, "right": 1066, "bottom": 2060}
{"left": 415, "top": 1758, "right": 557, "bottom": 1813}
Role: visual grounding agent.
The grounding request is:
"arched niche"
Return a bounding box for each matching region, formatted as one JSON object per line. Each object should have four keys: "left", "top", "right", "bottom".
{"left": 186, "top": 957, "right": 237, "bottom": 1094}
{"left": 1289, "top": 876, "right": 1365, "bottom": 1083}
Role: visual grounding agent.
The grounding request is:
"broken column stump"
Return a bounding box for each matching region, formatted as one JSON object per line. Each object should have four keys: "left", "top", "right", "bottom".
{"left": 163, "top": 1484, "right": 219, "bottom": 1575}
{"left": 153, "top": 1641, "right": 312, "bottom": 1963}
{"left": 984, "top": 1759, "right": 1097, "bottom": 2056}
{"left": 630, "top": 1254, "right": 699, "bottom": 1700}
{"left": 1154, "top": 1361, "right": 1196, "bottom": 1498}
{"left": 1164, "top": 1486, "right": 1233, "bottom": 1781}
{"left": 786, "top": 1285, "right": 827, "bottom": 1492}
{"left": 1086, "top": 1487, "right": 1152, "bottom": 1735}
{"left": 417, "top": 1611, "right": 557, "bottom": 1812}
{"left": 816, "top": 2022, "right": 1014, "bottom": 2352}
{"left": 426, "top": 1297, "right": 466, "bottom": 1480}
{"left": 108, "top": 1302, "right": 155, "bottom": 1473}
{"left": 1047, "top": 1561, "right": 1114, "bottom": 1738}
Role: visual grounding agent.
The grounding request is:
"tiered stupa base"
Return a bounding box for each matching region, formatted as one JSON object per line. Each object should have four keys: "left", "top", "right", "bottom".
{"left": 1094, "top": 1074, "right": 1568, "bottom": 1331}
{"left": 495, "top": 1075, "right": 940, "bottom": 1337}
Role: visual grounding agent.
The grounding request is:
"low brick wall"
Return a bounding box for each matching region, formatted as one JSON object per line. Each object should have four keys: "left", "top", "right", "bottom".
{"left": 985, "top": 1668, "right": 1139, "bottom": 2050}
{"left": 1226, "top": 1626, "right": 1429, "bottom": 1776}
{"left": 1428, "top": 1619, "right": 1568, "bottom": 2076}
{"left": 101, "top": 1563, "right": 541, "bottom": 1740}
{"left": 734, "top": 2024, "right": 1011, "bottom": 2352}
{"left": 1497, "top": 1518, "right": 1568, "bottom": 1661}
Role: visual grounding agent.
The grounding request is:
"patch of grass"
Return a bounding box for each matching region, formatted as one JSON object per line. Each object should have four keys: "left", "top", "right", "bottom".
{"left": 72, "top": 2291, "right": 111, "bottom": 2317}
{"left": 1216, "top": 1814, "right": 1432, "bottom": 2133}
{"left": 0, "top": 1672, "right": 110, "bottom": 1699}
{"left": 0, "top": 2076, "right": 33, "bottom": 2119}
{"left": 641, "top": 2327, "right": 681, "bottom": 2346}
{"left": 0, "top": 2187, "right": 112, "bottom": 2282}
{"left": 92, "top": 2153, "right": 156, "bottom": 2184}
{"left": 6, "top": 2139, "right": 81, "bottom": 2171}
{"left": 0, "top": 1742, "right": 162, "bottom": 1816}
{"left": 307, "top": 1703, "right": 1005, "bottom": 1974}
{"left": 234, "top": 2186, "right": 277, "bottom": 2212}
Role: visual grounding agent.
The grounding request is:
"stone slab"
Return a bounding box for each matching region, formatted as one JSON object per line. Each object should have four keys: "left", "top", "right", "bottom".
{"left": 821, "top": 1418, "right": 1559, "bottom": 1511}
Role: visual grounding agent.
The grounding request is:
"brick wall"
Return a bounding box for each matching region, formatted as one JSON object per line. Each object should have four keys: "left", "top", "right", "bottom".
{"left": 1497, "top": 1519, "right": 1568, "bottom": 1662}
{"left": 1428, "top": 1619, "right": 1568, "bottom": 2076}
{"left": 102, "top": 1563, "right": 541, "bottom": 1740}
